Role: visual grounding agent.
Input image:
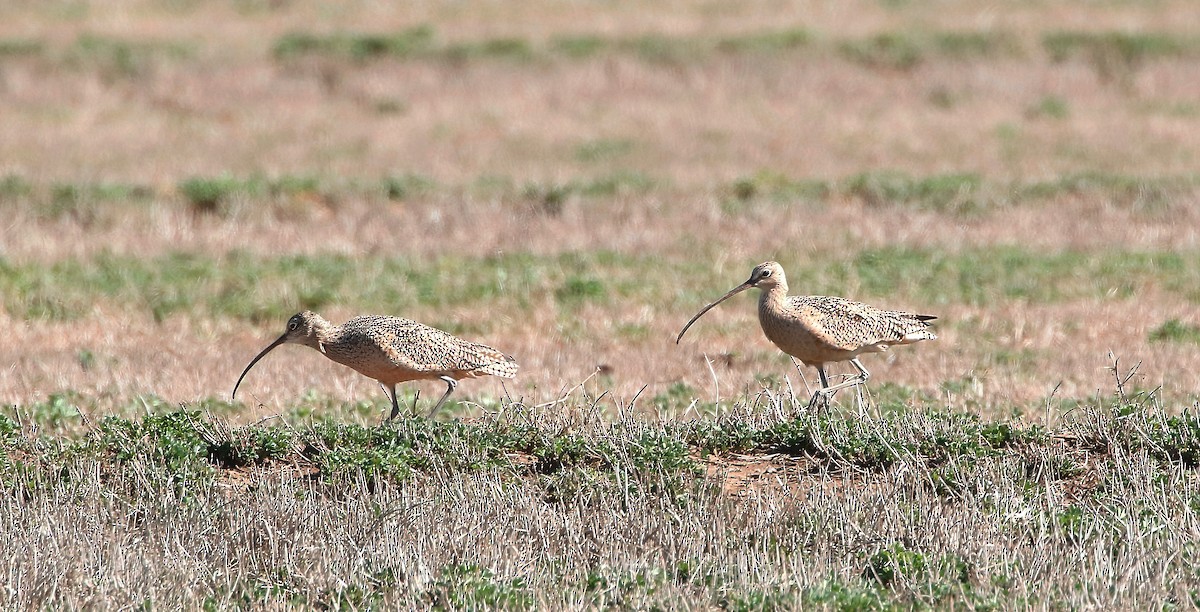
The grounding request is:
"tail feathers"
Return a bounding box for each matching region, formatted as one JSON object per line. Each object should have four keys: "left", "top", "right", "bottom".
{"left": 896, "top": 312, "right": 938, "bottom": 343}
{"left": 902, "top": 329, "right": 938, "bottom": 343}
{"left": 472, "top": 348, "right": 520, "bottom": 378}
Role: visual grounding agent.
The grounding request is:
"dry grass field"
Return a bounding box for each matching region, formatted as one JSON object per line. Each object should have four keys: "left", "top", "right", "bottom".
{"left": 3, "top": 0, "right": 1200, "bottom": 608}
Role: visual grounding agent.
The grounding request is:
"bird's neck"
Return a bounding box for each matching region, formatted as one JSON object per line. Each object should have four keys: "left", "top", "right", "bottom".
{"left": 757, "top": 283, "right": 789, "bottom": 313}
{"left": 304, "top": 316, "right": 338, "bottom": 349}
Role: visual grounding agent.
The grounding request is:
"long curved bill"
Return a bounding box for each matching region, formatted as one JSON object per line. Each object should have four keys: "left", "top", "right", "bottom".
{"left": 231, "top": 333, "right": 288, "bottom": 400}
{"left": 675, "top": 280, "right": 754, "bottom": 344}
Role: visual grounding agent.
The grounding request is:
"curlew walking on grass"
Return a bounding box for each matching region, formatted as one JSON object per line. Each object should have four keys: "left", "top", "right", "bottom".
{"left": 232, "top": 311, "right": 518, "bottom": 420}
{"left": 676, "top": 261, "right": 936, "bottom": 408}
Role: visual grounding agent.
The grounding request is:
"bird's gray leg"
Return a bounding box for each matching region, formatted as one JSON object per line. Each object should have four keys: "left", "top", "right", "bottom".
{"left": 808, "top": 365, "right": 832, "bottom": 412}
{"left": 384, "top": 383, "right": 402, "bottom": 422}
{"left": 810, "top": 359, "right": 874, "bottom": 413}
{"left": 817, "top": 365, "right": 832, "bottom": 389}
{"left": 427, "top": 376, "right": 459, "bottom": 418}
{"left": 850, "top": 358, "right": 872, "bottom": 418}
{"left": 821, "top": 358, "right": 872, "bottom": 395}
{"left": 851, "top": 358, "right": 871, "bottom": 386}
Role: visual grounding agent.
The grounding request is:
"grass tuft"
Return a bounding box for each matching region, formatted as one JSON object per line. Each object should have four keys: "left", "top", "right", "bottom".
{"left": 273, "top": 26, "right": 436, "bottom": 62}
{"left": 67, "top": 33, "right": 191, "bottom": 80}
{"left": 1148, "top": 319, "right": 1200, "bottom": 344}
{"left": 1043, "top": 31, "right": 1194, "bottom": 83}
{"left": 864, "top": 543, "right": 927, "bottom": 587}
{"left": 844, "top": 170, "right": 984, "bottom": 212}
{"left": 840, "top": 32, "right": 924, "bottom": 69}
{"left": 0, "top": 38, "right": 44, "bottom": 57}
{"left": 178, "top": 175, "right": 250, "bottom": 216}
{"left": 5, "top": 387, "right": 1200, "bottom": 607}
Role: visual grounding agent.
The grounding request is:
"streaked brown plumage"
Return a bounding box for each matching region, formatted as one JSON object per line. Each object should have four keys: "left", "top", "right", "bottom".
{"left": 677, "top": 261, "right": 936, "bottom": 405}
{"left": 232, "top": 311, "right": 518, "bottom": 420}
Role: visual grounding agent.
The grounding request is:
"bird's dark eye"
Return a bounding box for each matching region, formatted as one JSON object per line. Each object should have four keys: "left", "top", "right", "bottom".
{"left": 761, "top": 269, "right": 772, "bottom": 277}
{"left": 288, "top": 320, "right": 299, "bottom": 331}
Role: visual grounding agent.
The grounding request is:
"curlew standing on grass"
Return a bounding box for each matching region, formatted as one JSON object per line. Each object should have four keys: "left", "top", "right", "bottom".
{"left": 232, "top": 311, "right": 518, "bottom": 420}
{"left": 676, "top": 261, "right": 936, "bottom": 407}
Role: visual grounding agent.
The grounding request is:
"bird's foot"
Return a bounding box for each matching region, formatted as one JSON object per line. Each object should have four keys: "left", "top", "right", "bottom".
{"left": 806, "top": 390, "right": 831, "bottom": 415}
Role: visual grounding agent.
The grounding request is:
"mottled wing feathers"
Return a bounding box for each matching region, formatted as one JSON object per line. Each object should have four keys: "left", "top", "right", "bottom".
{"left": 789, "top": 296, "right": 937, "bottom": 352}
{"left": 468, "top": 347, "right": 520, "bottom": 378}
{"left": 340, "top": 316, "right": 519, "bottom": 379}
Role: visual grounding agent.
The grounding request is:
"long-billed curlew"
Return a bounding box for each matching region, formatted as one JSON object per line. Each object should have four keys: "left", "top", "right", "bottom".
{"left": 232, "top": 311, "right": 518, "bottom": 420}
{"left": 676, "top": 261, "right": 936, "bottom": 407}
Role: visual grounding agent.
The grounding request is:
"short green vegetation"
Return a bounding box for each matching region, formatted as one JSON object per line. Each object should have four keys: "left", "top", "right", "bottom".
{"left": 0, "top": 38, "right": 44, "bottom": 57}
{"left": 1043, "top": 31, "right": 1193, "bottom": 66}
{"left": 5, "top": 2, "right": 1199, "bottom": 609}
{"left": 722, "top": 170, "right": 1200, "bottom": 215}
{"left": 838, "top": 30, "right": 1019, "bottom": 69}
{"left": 1043, "top": 31, "right": 1200, "bottom": 84}
{"left": 266, "top": 26, "right": 1033, "bottom": 67}
{"left": 2, "top": 245, "right": 1197, "bottom": 322}
{"left": 1149, "top": 319, "right": 1200, "bottom": 345}
{"left": 1028, "top": 95, "right": 1070, "bottom": 119}
{"left": 273, "top": 26, "right": 436, "bottom": 62}
{"left": 66, "top": 33, "right": 193, "bottom": 79}
{"left": 2, "top": 388, "right": 1199, "bottom": 608}
{"left": 3, "top": 171, "right": 1195, "bottom": 221}
{"left": 12, "top": 26, "right": 1197, "bottom": 81}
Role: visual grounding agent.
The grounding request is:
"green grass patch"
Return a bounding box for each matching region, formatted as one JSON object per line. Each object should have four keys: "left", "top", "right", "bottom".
{"left": 1148, "top": 319, "right": 1200, "bottom": 345}
{"left": 423, "top": 564, "right": 533, "bottom": 610}
{"left": 2, "top": 388, "right": 1199, "bottom": 611}
{"left": 0, "top": 174, "right": 33, "bottom": 200}
{"left": 715, "top": 28, "right": 811, "bottom": 53}
{"left": 685, "top": 409, "right": 1043, "bottom": 471}
{"left": 272, "top": 27, "right": 806, "bottom": 65}
{"left": 5, "top": 387, "right": 1190, "bottom": 497}
{"left": 803, "top": 246, "right": 1200, "bottom": 307}
{"left": 550, "top": 35, "right": 608, "bottom": 59}
{"left": 723, "top": 171, "right": 1200, "bottom": 215}
{"left": 844, "top": 170, "right": 984, "bottom": 212}
{"left": 723, "top": 171, "right": 830, "bottom": 211}
{"left": 839, "top": 30, "right": 1017, "bottom": 69}
{"left": 864, "top": 542, "right": 927, "bottom": 586}
{"left": 574, "top": 139, "right": 636, "bottom": 164}
{"left": 305, "top": 419, "right": 525, "bottom": 483}
{"left": 840, "top": 32, "right": 924, "bottom": 69}
{"left": 1028, "top": 95, "right": 1070, "bottom": 119}
{"left": 381, "top": 173, "right": 437, "bottom": 201}
{"left": 1043, "top": 31, "right": 1197, "bottom": 83}
{"left": 273, "top": 26, "right": 436, "bottom": 61}
{"left": 0, "top": 38, "right": 44, "bottom": 57}
{"left": 45, "top": 181, "right": 154, "bottom": 222}
{"left": 5, "top": 171, "right": 1195, "bottom": 220}
{"left": 518, "top": 172, "right": 657, "bottom": 214}
{"left": 442, "top": 38, "right": 535, "bottom": 63}
{"left": 1044, "top": 31, "right": 1192, "bottom": 65}
{"left": 0, "top": 250, "right": 647, "bottom": 322}
{"left": 66, "top": 33, "right": 193, "bottom": 79}
{"left": 177, "top": 174, "right": 328, "bottom": 216}
{"left": 2, "top": 246, "right": 1199, "bottom": 323}
{"left": 555, "top": 275, "right": 607, "bottom": 306}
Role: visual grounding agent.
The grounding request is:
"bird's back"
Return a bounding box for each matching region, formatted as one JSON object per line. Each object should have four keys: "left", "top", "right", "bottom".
{"left": 328, "top": 315, "right": 518, "bottom": 382}
{"left": 760, "top": 295, "right": 936, "bottom": 364}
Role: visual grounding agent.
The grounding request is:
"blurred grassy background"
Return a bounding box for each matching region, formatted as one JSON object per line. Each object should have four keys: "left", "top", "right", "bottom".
{"left": 2, "top": 0, "right": 1199, "bottom": 420}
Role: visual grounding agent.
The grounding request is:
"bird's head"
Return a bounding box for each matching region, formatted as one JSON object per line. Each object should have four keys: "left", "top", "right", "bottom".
{"left": 279, "top": 310, "right": 325, "bottom": 347}
{"left": 745, "top": 261, "right": 786, "bottom": 290}
{"left": 676, "top": 261, "right": 788, "bottom": 343}
{"left": 231, "top": 311, "right": 328, "bottom": 400}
